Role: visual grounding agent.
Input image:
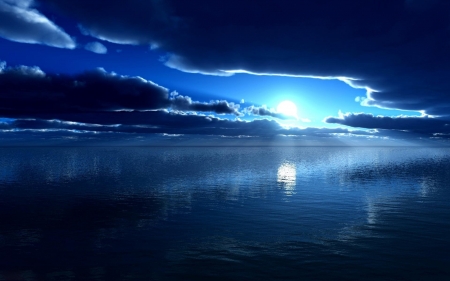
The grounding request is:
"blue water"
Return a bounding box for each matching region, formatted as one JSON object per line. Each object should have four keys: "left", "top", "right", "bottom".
{"left": 0, "top": 147, "right": 449, "bottom": 280}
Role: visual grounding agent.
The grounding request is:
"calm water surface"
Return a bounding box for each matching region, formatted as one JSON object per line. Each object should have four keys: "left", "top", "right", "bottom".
{"left": 0, "top": 147, "right": 449, "bottom": 280}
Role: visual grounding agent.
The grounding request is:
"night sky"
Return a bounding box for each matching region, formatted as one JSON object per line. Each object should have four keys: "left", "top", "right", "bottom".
{"left": 1, "top": 0, "right": 449, "bottom": 146}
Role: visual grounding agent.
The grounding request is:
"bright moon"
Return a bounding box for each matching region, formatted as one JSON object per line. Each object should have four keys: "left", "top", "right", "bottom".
{"left": 277, "top": 100, "right": 298, "bottom": 118}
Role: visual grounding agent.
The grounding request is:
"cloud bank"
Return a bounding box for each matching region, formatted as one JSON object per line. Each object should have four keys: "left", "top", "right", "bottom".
{"left": 325, "top": 112, "right": 450, "bottom": 135}
{"left": 0, "top": 62, "right": 243, "bottom": 116}
{"left": 0, "top": 114, "right": 378, "bottom": 139}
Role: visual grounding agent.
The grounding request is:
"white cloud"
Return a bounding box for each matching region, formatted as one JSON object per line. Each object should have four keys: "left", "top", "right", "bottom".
{"left": 84, "top": 41, "right": 107, "bottom": 54}
{"left": 0, "top": 0, "right": 76, "bottom": 48}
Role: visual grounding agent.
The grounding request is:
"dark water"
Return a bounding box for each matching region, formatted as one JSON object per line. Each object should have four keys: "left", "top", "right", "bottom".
{"left": 0, "top": 147, "right": 449, "bottom": 280}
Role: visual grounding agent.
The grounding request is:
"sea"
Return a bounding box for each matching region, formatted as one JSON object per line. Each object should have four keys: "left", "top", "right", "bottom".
{"left": 0, "top": 147, "right": 449, "bottom": 280}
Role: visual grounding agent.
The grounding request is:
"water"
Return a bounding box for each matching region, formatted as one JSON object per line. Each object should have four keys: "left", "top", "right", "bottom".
{"left": 0, "top": 147, "right": 449, "bottom": 280}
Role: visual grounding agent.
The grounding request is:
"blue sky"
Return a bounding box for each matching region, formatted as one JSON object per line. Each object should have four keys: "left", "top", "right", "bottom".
{"left": 0, "top": 0, "right": 448, "bottom": 145}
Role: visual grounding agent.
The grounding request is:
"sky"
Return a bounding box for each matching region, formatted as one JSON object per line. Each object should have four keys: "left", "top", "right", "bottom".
{"left": 0, "top": 0, "right": 449, "bottom": 146}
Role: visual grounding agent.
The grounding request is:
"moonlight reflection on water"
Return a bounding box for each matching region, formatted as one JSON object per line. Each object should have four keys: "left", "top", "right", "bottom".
{"left": 0, "top": 147, "right": 449, "bottom": 280}
{"left": 277, "top": 162, "right": 296, "bottom": 195}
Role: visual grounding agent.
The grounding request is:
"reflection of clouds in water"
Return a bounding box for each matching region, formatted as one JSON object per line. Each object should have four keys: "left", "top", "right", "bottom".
{"left": 277, "top": 162, "right": 296, "bottom": 195}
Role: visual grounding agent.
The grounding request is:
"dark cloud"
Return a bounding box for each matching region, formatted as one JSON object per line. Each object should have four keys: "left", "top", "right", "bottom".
{"left": 0, "top": 112, "right": 374, "bottom": 139}
{"left": 0, "top": 62, "right": 240, "bottom": 116}
{"left": 170, "top": 92, "right": 241, "bottom": 115}
{"left": 0, "top": 0, "right": 75, "bottom": 48}
{"left": 244, "top": 105, "right": 295, "bottom": 120}
{"left": 0, "top": 63, "right": 170, "bottom": 112}
{"left": 325, "top": 112, "right": 450, "bottom": 135}
{"left": 1, "top": 114, "right": 282, "bottom": 136}
{"left": 2, "top": 114, "right": 447, "bottom": 146}
{"left": 36, "top": 0, "right": 450, "bottom": 117}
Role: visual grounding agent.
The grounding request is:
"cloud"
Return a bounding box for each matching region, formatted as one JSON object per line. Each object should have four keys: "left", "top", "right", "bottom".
{"left": 325, "top": 112, "right": 450, "bottom": 135}
{"left": 0, "top": 62, "right": 241, "bottom": 116}
{"left": 0, "top": 63, "right": 170, "bottom": 112}
{"left": 170, "top": 92, "right": 241, "bottom": 115}
{"left": 44, "top": 0, "right": 172, "bottom": 45}
{"left": 0, "top": 0, "right": 75, "bottom": 48}
{"left": 0, "top": 114, "right": 379, "bottom": 140}
{"left": 244, "top": 105, "right": 295, "bottom": 120}
{"left": 2, "top": 107, "right": 447, "bottom": 145}
{"left": 37, "top": 0, "right": 450, "bottom": 117}
{"left": 84, "top": 41, "right": 107, "bottom": 54}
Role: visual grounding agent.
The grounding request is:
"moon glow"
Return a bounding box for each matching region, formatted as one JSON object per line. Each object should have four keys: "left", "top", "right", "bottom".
{"left": 277, "top": 100, "right": 298, "bottom": 118}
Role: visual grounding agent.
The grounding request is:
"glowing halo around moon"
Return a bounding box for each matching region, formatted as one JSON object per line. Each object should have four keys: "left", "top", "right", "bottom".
{"left": 276, "top": 100, "right": 298, "bottom": 118}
